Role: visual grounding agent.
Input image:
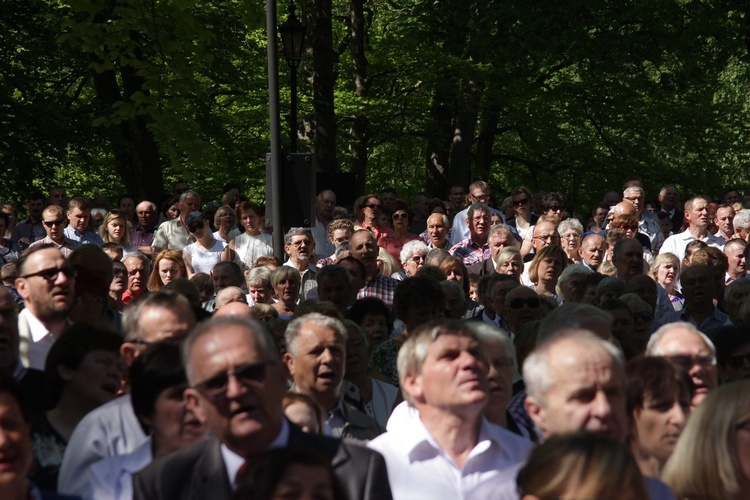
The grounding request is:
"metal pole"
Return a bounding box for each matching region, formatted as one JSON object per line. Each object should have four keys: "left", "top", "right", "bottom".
{"left": 266, "top": 0, "right": 284, "bottom": 260}
{"left": 290, "top": 64, "right": 298, "bottom": 153}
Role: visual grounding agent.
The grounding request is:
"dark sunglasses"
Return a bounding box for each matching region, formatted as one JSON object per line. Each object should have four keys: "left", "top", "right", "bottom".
{"left": 392, "top": 213, "right": 409, "bottom": 220}
{"left": 21, "top": 265, "right": 77, "bottom": 281}
{"left": 547, "top": 205, "right": 563, "bottom": 212}
{"left": 188, "top": 221, "right": 205, "bottom": 233}
{"left": 727, "top": 352, "right": 750, "bottom": 369}
{"left": 508, "top": 297, "right": 540, "bottom": 309}
{"left": 513, "top": 198, "right": 530, "bottom": 206}
{"left": 43, "top": 219, "right": 65, "bottom": 228}
{"left": 194, "top": 362, "right": 274, "bottom": 401}
{"left": 363, "top": 203, "right": 382, "bottom": 210}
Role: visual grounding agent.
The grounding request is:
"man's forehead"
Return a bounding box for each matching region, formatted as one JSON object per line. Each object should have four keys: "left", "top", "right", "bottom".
{"left": 427, "top": 215, "right": 445, "bottom": 226}
{"left": 534, "top": 223, "right": 555, "bottom": 235}
{"left": 658, "top": 330, "right": 710, "bottom": 355}
{"left": 351, "top": 233, "right": 375, "bottom": 246}
{"left": 27, "top": 249, "right": 64, "bottom": 267}
{"left": 429, "top": 333, "right": 478, "bottom": 352}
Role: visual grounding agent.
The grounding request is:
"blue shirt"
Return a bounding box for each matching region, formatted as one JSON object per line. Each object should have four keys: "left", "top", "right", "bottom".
{"left": 64, "top": 227, "right": 104, "bottom": 246}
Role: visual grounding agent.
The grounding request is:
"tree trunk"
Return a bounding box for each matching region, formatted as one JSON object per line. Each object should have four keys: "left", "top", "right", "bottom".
{"left": 310, "top": 0, "right": 337, "bottom": 172}
{"left": 349, "top": 0, "right": 369, "bottom": 194}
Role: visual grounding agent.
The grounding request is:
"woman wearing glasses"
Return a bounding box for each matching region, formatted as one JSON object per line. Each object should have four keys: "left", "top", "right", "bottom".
{"left": 381, "top": 201, "right": 419, "bottom": 265}
{"left": 182, "top": 212, "right": 226, "bottom": 277}
{"left": 100, "top": 210, "right": 137, "bottom": 257}
{"left": 505, "top": 187, "right": 538, "bottom": 241}
{"left": 558, "top": 218, "right": 584, "bottom": 264}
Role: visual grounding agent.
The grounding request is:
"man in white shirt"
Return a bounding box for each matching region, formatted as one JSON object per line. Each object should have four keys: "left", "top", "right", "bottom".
{"left": 152, "top": 190, "right": 201, "bottom": 253}
{"left": 660, "top": 195, "right": 725, "bottom": 262}
{"left": 15, "top": 245, "right": 75, "bottom": 370}
{"left": 368, "top": 319, "right": 532, "bottom": 499}
{"left": 450, "top": 181, "right": 505, "bottom": 245}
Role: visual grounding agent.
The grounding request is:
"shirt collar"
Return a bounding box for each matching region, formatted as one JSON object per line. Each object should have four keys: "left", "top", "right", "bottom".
{"left": 20, "top": 308, "right": 52, "bottom": 343}
{"left": 221, "top": 418, "right": 290, "bottom": 488}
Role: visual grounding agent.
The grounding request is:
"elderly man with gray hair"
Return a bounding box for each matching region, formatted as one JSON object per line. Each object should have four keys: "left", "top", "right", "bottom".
{"left": 468, "top": 223, "right": 517, "bottom": 276}
{"left": 733, "top": 208, "right": 750, "bottom": 242}
{"left": 283, "top": 227, "right": 318, "bottom": 300}
{"left": 623, "top": 185, "right": 664, "bottom": 253}
{"left": 369, "top": 319, "right": 531, "bottom": 499}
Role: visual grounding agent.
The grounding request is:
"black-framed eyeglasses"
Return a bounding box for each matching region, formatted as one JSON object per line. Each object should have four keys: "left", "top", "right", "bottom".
{"left": 727, "top": 352, "right": 750, "bottom": 369}
{"left": 508, "top": 297, "right": 540, "bottom": 309}
{"left": 533, "top": 235, "right": 555, "bottom": 242}
{"left": 21, "top": 265, "right": 77, "bottom": 281}
{"left": 43, "top": 219, "right": 65, "bottom": 228}
{"left": 194, "top": 362, "right": 275, "bottom": 401}
{"left": 392, "top": 213, "right": 408, "bottom": 220}
{"left": 188, "top": 221, "right": 205, "bottom": 233}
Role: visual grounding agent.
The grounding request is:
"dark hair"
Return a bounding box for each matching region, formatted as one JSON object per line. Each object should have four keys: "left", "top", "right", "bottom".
{"left": 234, "top": 447, "right": 346, "bottom": 500}
{"left": 625, "top": 356, "right": 693, "bottom": 433}
{"left": 161, "top": 196, "right": 180, "bottom": 216}
{"left": 393, "top": 276, "right": 445, "bottom": 321}
{"left": 235, "top": 201, "right": 263, "bottom": 221}
{"left": 347, "top": 297, "right": 394, "bottom": 333}
{"left": 714, "top": 326, "right": 750, "bottom": 368}
{"left": 540, "top": 192, "right": 566, "bottom": 212}
{"left": 44, "top": 324, "right": 123, "bottom": 405}
{"left": 130, "top": 339, "right": 186, "bottom": 421}
{"left": 0, "top": 211, "right": 8, "bottom": 227}
{"left": 16, "top": 243, "right": 58, "bottom": 277}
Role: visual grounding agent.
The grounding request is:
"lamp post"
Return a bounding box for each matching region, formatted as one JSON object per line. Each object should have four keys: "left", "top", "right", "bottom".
{"left": 279, "top": 1, "right": 306, "bottom": 153}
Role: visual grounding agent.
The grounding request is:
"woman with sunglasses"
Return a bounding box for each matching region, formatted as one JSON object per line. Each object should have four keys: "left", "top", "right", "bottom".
{"left": 182, "top": 212, "right": 226, "bottom": 278}
{"left": 354, "top": 194, "right": 393, "bottom": 247}
{"left": 100, "top": 210, "right": 137, "bottom": 257}
{"left": 506, "top": 187, "right": 538, "bottom": 241}
{"left": 381, "top": 201, "right": 419, "bottom": 265}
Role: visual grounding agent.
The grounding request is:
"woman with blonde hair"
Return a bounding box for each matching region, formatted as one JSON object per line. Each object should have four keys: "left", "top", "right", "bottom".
{"left": 512, "top": 433, "right": 648, "bottom": 500}
{"left": 212, "top": 205, "right": 240, "bottom": 244}
{"left": 147, "top": 250, "right": 187, "bottom": 291}
{"left": 528, "top": 245, "right": 568, "bottom": 302}
{"left": 649, "top": 252, "right": 683, "bottom": 310}
{"left": 663, "top": 380, "right": 750, "bottom": 500}
{"left": 495, "top": 247, "right": 523, "bottom": 280}
{"left": 270, "top": 266, "right": 301, "bottom": 320}
{"left": 100, "top": 210, "right": 136, "bottom": 256}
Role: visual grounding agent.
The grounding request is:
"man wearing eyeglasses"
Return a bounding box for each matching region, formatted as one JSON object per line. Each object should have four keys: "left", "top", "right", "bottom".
{"left": 14, "top": 245, "right": 75, "bottom": 370}
{"left": 28, "top": 205, "right": 80, "bottom": 258}
{"left": 449, "top": 203, "right": 493, "bottom": 266}
{"left": 283, "top": 228, "right": 318, "bottom": 300}
{"left": 647, "top": 321, "right": 718, "bottom": 409}
{"left": 134, "top": 316, "right": 393, "bottom": 500}
{"left": 623, "top": 186, "right": 664, "bottom": 253}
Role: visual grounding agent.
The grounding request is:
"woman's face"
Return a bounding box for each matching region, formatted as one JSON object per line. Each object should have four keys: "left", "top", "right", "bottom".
{"left": 537, "top": 256, "right": 563, "bottom": 284}
{"left": 498, "top": 257, "right": 522, "bottom": 278}
{"left": 148, "top": 384, "right": 207, "bottom": 455}
{"left": 512, "top": 194, "right": 531, "bottom": 216}
{"left": 167, "top": 203, "right": 180, "bottom": 220}
{"left": 106, "top": 217, "right": 126, "bottom": 242}
{"left": 241, "top": 210, "right": 260, "bottom": 234}
{"left": 444, "top": 265, "right": 463, "bottom": 282}
{"left": 119, "top": 198, "right": 135, "bottom": 216}
{"left": 216, "top": 211, "right": 233, "bottom": 230}
{"left": 276, "top": 277, "right": 300, "bottom": 303}
{"left": 560, "top": 230, "right": 581, "bottom": 251}
{"left": 656, "top": 261, "right": 679, "bottom": 287}
{"left": 632, "top": 390, "right": 689, "bottom": 464}
{"left": 65, "top": 350, "right": 124, "bottom": 407}
{"left": 404, "top": 253, "right": 426, "bottom": 277}
{"left": 360, "top": 313, "right": 389, "bottom": 350}
{"left": 391, "top": 210, "right": 409, "bottom": 231}
{"left": 158, "top": 258, "right": 182, "bottom": 285}
{"left": 270, "top": 463, "right": 335, "bottom": 500}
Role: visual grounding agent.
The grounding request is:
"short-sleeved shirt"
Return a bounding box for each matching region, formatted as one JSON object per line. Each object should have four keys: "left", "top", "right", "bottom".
{"left": 152, "top": 219, "right": 192, "bottom": 252}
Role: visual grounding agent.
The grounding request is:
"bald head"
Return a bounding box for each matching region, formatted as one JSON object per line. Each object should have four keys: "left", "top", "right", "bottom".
{"left": 213, "top": 301, "right": 253, "bottom": 318}
{"left": 613, "top": 201, "right": 636, "bottom": 218}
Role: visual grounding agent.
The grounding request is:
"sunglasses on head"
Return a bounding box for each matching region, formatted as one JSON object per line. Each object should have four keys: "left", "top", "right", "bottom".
{"left": 43, "top": 219, "right": 65, "bottom": 228}
{"left": 188, "top": 221, "right": 205, "bottom": 233}
{"left": 508, "top": 297, "right": 541, "bottom": 309}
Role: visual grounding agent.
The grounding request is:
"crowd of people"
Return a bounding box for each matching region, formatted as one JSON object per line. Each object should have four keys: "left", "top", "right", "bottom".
{"left": 0, "top": 178, "right": 749, "bottom": 499}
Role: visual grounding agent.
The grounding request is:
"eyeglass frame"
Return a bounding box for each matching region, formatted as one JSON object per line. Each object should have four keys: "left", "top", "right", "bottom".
{"left": 20, "top": 265, "right": 78, "bottom": 281}
{"left": 193, "top": 361, "right": 276, "bottom": 402}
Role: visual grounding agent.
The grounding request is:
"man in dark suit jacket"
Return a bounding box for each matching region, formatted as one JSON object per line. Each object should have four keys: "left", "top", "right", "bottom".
{"left": 133, "top": 316, "right": 392, "bottom": 500}
{"left": 467, "top": 224, "right": 516, "bottom": 277}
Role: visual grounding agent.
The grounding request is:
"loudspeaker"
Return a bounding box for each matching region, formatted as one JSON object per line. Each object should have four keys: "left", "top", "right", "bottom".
{"left": 316, "top": 172, "right": 357, "bottom": 208}
{"left": 265, "top": 153, "right": 316, "bottom": 229}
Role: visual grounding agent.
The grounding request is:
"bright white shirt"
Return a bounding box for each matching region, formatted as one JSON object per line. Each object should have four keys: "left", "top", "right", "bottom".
{"left": 369, "top": 407, "right": 532, "bottom": 500}
{"left": 58, "top": 395, "right": 147, "bottom": 497}
{"left": 88, "top": 436, "right": 153, "bottom": 500}
{"left": 18, "top": 308, "right": 55, "bottom": 370}
{"left": 659, "top": 228, "right": 725, "bottom": 263}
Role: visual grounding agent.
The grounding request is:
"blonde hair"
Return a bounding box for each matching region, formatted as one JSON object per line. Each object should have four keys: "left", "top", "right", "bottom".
{"left": 517, "top": 433, "right": 648, "bottom": 499}
{"left": 495, "top": 247, "right": 523, "bottom": 279}
{"left": 649, "top": 252, "right": 680, "bottom": 283}
{"left": 100, "top": 211, "right": 132, "bottom": 247}
{"left": 377, "top": 247, "right": 399, "bottom": 277}
{"left": 663, "top": 380, "right": 750, "bottom": 499}
{"left": 528, "top": 245, "right": 568, "bottom": 284}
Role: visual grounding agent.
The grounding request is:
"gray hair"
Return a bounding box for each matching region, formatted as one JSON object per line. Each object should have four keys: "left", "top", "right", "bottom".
{"left": 466, "top": 203, "right": 490, "bottom": 220}
{"left": 425, "top": 248, "right": 450, "bottom": 267}
{"left": 489, "top": 224, "right": 514, "bottom": 242}
{"left": 182, "top": 316, "right": 278, "bottom": 383}
{"left": 646, "top": 322, "right": 716, "bottom": 357}
{"left": 215, "top": 286, "right": 247, "bottom": 310}
{"left": 246, "top": 266, "right": 272, "bottom": 288}
{"left": 524, "top": 329, "right": 624, "bottom": 402}
{"left": 123, "top": 251, "right": 151, "bottom": 270}
{"left": 123, "top": 291, "right": 194, "bottom": 342}
{"left": 466, "top": 322, "right": 514, "bottom": 369}
{"left": 623, "top": 186, "right": 645, "bottom": 198}
{"left": 733, "top": 209, "right": 750, "bottom": 231}
{"left": 537, "top": 303, "right": 614, "bottom": 346}
{"left": 284, "top": 312, "right": 347, "bottom": 356}
{"left": 428, "top": 213, "right": 449, "bottom": 228}
{"left": 400, "top": 240, "right": 429, "bottom": 265}
{"left": 558, "top": 218, "right": 584, "bottom": 237}
{"left": 179, "top": 190, "right": 200, "bottom": 203}
{"left": 284, "top": 228, "right": 313, "bottom": 246}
